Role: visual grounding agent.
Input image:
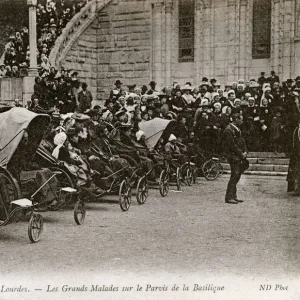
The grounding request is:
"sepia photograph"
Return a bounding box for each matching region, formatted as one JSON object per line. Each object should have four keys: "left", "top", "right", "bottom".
{"left": 0, "top": 0, "right": 299, "bottom": 299}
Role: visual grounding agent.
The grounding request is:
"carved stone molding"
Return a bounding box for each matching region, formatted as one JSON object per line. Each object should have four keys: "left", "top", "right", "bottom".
{"left": 202, "top": 0, "right": 211, "bottom": 9}
{"left": 165, "top": 0, "right": 173, "bottom": 14}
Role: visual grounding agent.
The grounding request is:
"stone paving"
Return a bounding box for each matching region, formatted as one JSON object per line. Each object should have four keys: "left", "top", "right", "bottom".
{"left": 0, "top": 175, "right": 299, "bottom": 300}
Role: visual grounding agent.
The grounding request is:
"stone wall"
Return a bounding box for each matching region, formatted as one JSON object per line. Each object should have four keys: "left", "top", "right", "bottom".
{"left": 59, "top": 0, "right": 300, "bottom": 103}
{"left": 61, "top": 19, "right": 99, "bottom": 101}
{"left": 96, "top": 0, "right": 151, "bottom": 100}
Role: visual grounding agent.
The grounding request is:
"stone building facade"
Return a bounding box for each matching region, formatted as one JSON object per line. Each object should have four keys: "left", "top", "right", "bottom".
{"left": 59, "top": 0, "right": 300, "bottom": 102}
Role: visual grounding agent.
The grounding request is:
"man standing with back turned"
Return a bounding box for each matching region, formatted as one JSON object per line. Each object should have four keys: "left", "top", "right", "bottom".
{"left": 223, "top": 113, "right": 249, "bottom": 204}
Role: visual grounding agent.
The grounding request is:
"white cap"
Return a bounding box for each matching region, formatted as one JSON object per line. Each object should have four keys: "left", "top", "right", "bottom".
{"left": 169, "top": 134, "right": 177, "bottom": 142}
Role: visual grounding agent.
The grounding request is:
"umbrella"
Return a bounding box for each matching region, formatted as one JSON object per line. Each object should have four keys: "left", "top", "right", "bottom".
{"left": 138, "top": 118, "right": 176, "bottom": 148}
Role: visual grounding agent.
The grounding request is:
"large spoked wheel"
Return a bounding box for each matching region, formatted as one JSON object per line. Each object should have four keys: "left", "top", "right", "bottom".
{"left": 159, "top": 170, "right": 169, "bottom": 197}
{"left": 28, "top": 213, "right": 43, "bottom": 243}
{"left": 119, "top": 179, "right": 131, "bottom": 211}
{"left": 202, "top": 159, "right": 220, "bottom": 181}
{"left": 185, "top": 167, "right": 193, "bottom": 186}
{"left": 0, "top": 169, "right": 21, "bottom": 220}
{"left": 74, "top": 199, "right": 86, "bottom": 225}
{"left": 48, "top": 167, "right": 75, "bottom": 189}
{"left": 136, "top": 176, "right": 148, "bottom": 205}
{"left": 176, "top": 167, "right": 182, "bottom": 191}
{"left": 192, "top": 167, "right": 198, "bottom": 184}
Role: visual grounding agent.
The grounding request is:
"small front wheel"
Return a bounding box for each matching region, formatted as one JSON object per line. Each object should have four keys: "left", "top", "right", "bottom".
{"left": 119, "top": 179, "right": 131, "bottom": 211}
{"left": 185, "top": 167, "right": 193, "bottom": 186}
{"left": 74, "top": 200, "right": 86, "bottom": 225}
{"left": 192, "top": 167, "right": 198, "bottom": 184}
{"left": 176, "top": 167, "right": 181, "bottom": 191}
{"left": 202, "top": 159, "right": 220, "bottom": 181}
{"left": 28, "top": 213, "right": 43, "bottom": 243}
{"left": 136, "top": 176, "right": 148, "bottom": 205}
{"left": 159, "top": 170, "right": 169, "bottom": 197}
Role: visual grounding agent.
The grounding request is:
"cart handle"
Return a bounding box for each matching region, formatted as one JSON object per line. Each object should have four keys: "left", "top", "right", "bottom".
{"left": 30, "top": 171, "right": 61, "bottom": 199}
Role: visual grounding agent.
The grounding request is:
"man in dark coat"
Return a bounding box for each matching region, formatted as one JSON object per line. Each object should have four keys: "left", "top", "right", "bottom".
{"left": 258, "top": 72, "right": 267, "bottom": 86}
{"left": 78, "top": 82, "right": 93, "bottom": 113}
{"left": 222, "top": 113, "right": 248, "bottom": 204}
{"left": 267, "top": 70, "right": 280, "bottom": 85}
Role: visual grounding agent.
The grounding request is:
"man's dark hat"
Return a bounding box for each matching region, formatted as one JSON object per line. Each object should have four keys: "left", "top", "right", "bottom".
{"left": 115, "top": 109, "right": 126, "bottom": 118}
{"left": 127, "top": 84, "right": 136, "bottom": 89}
{"left": 146, "top": 95, "right": 155, "bottom": 102}
{"left": 210, "top": 78, "right": 217, "bottom": 83}
{"left": 295, "top": 76, "right": 300, "bottom": 82}
{"left": 261, "top": 72, "right": 265, "bottom": 75}
{"left": 115, "top": 80, "right": 123, "bottom": 85}
{"left": 202, "top": 77, "right": 209, "bottom": 82}
{"left": 104, "top": 98, "right": 114, "bottom": 106}
{"left": 158, "top": 93, "right": 168, "bottom": 99}
{"left": 86, "top": 109, "right": 100, "bottom": 117}
{"left": 149, "top": 81, "right": 156, "bottom": 86}
{"left": 287, "top": 79, "right": 294, "bottom": 83}
{"left": 72, "top": 112, "right": 90, "bottom": 121}
{"left": 272, "top": 106, "right": 284, "bottom": 114}
{"left": 119, "top": 124, "right": 132, "bottom": 130}
{"left": 200, "top": 103, "right": 212, "bottom": 108}
{"left": 66, "top": 127, "right": 80, "bottom": 137}
{"left": 52, "top": 112, "right": 62, "bottom": 120}
{"left": 71, "top": 71, "right": 78, "bottom": 76}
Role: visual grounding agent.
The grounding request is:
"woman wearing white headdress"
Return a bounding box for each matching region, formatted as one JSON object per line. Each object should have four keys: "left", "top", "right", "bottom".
{"left": 260, "top": 85, "right": 273, "bottom": 107}
{"left": 52, "top": 132, "right": 67, "bottom": 159}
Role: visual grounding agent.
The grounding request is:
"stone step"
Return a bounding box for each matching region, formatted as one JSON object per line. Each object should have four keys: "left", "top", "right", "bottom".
{"left": 247, "top": 152, "right": 287, "bottom": 158}
{"left": 222, "top": 163, "right": 289, "bottom": 172}
{"left": 224, "top": 158, "right": 290, "bottom": 165}
{"left": 247, "top": 158, "right": 290, "bottom": 165}
{"left": 223, "top": 170, "right": 287, "bottom": 176}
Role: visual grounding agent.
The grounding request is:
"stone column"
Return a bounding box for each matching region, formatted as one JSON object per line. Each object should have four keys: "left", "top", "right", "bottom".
{"left": 27, "top": 0, "right": 38, "bottom": 76}
{"left": 238, "top": 0, "right": 248, "bottom": 79}
{"left": 227, "top": 0, "right": 238, "bottom": 81}
{"left": 202, "top": 0, "right": 212, "bottom": 78}
{"left": 165, "top": 0, "right": 173, "bottom": 86}
{"left": 152, "top": 1, "right": 164, "bottom": 87}
{"left": 281, "top": 0, "right": 295, "bottom": 80}
{"left": 194, "top": 0, "right": 203, "bottom": 83}
{"left": 23, "top": 0, "right": 38, "bottom": 105}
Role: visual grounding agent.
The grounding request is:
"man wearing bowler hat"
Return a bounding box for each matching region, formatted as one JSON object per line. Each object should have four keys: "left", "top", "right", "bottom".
{"left": 110, "top": 80, "right": 123, "bottom": 101}
{"left": 146, "top": 81, "right": 157, "bottom": 95}
{"left": 283, "top": 78, "right": 294, "bottom": 97}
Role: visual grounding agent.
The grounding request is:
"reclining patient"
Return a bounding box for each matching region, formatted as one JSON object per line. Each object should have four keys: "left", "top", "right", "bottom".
{"left": 52, "top": 131, "right": 89, "bottom": 186}
{"left": 164, "top": 134, "right": 187, "bottom": 165}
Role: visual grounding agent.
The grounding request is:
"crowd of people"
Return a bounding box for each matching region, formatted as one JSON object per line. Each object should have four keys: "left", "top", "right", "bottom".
{"left": 19, "top": 69, "right": 300, "bottom": 158}
{"left": 0, "top": 0, "right": 86, "bottom": 78}
{"left": 3, "top": 66, "right": 300, "bottom": 200}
